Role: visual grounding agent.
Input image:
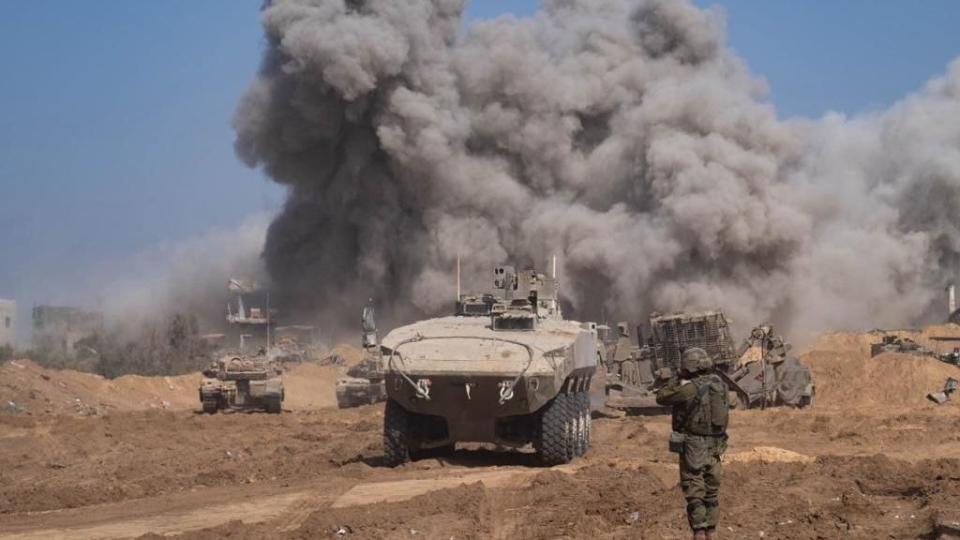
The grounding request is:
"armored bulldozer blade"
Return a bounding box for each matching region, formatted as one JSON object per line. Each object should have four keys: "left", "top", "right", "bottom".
{"left": 603, "top": 383, "right": 667, "bottom": 414}
{"left": 715, "top": 369, "right": 753, "bottom": 410}
{"left": 599, "top": 311, "right": 814, "bottom": 412}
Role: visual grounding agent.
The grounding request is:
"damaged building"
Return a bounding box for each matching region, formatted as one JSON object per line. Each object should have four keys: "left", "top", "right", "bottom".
{"left": 0, "top": 298, "right": 15, "bottom": 349}
{"left": 32, "top": 305, "right": 103, "bottom": 359}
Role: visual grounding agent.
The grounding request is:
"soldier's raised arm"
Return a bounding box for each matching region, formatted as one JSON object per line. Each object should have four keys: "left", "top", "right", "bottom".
{"left": 656, "top": 376, "right": 696, "bottom": 406}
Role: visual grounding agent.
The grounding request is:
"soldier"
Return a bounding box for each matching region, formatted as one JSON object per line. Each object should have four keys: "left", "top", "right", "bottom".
{"left": 656, "top": 347, "right": 730, "bottom": 540}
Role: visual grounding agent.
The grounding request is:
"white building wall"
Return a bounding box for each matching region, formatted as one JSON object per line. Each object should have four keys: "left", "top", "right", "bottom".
{"left": 0, "top": 299, "right": 15, "bottom": 349}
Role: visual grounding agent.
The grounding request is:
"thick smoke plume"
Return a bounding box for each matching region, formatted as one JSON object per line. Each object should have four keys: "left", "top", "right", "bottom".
{"left": 234, "top": 0, "right": 960, "bottom": 341}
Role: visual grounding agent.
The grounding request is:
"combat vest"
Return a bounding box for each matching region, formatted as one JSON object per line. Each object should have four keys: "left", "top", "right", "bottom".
{"left": 672, "top": 373, "right": 729, "bottom": 436}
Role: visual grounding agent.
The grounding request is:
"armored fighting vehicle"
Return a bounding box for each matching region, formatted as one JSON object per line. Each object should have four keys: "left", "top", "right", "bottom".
{"left": 336, "top": 356, "right": 387, "bottom": 407}
{"left": 381, "top": 265, "right": 598, "bottom": 466}
{"left": 455, "top": 293, "right": 499, "bottom": 317}
{"left": 940, "top": 348, "right": 960, "bottom": 366}
{"left": 870, "top": 334, "right": 935, "bottom": 358}
{"left": 336, "top": 302, "right": 389, "bottom": 408}
{"left": 199, "top": 352, "right": 284, "bottom": 413}
{"left": 604, "top": 311, "right": 814, "bottom": 412}
{"left": 198, "top": 278, "right": 285, "bottom": 413}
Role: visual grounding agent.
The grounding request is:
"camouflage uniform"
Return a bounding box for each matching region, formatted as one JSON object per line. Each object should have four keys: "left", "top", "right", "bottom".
{"left": 657, "top": 349, "right": 729, "bottom": 538}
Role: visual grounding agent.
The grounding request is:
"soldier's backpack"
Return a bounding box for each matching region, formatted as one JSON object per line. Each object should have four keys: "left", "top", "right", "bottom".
{"left": 686, "top": 374, "right": 729, "bottom": 435}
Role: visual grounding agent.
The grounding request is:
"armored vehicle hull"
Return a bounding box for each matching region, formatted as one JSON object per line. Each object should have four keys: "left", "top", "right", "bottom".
{"left": 336, "top": 376, "right": 387, "bottom": 407}
{"left": 199, "top": 355, "right": 284, "bottom": 414}
{"left": 870, "top": 335, "right": 934, "bottom": 358}
{"left": 336, "top": 302, "right": 389, "bottom": 409}
{"left": 382, "top": 316, "right": 598, "bottom": 466}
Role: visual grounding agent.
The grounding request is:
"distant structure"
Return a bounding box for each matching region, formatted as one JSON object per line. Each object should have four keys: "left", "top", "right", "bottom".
{"left": 948, "top": 284, "right": 960, "bottom": 324}
{"left": 32, "top": 305, "right": 103, "bottom": 358}
{"left": 0, "top": 299, "right": 15, "bottom": 349}
{"left": 225, "top": 278, "right": 274, "bottom": 352}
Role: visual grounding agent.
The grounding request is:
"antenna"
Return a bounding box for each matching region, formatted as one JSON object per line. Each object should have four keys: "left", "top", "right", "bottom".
{"left": 456, "top": 254, "right": 461, "bottom": 302}
{"left": 265, "top": 291, "right": 271, "bottom": 357}
{"left": 948, "top": 283, "right": 957, "bottom": 316}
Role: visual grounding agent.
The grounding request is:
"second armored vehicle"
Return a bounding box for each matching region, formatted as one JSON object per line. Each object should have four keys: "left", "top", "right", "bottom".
{"left": 199, "top": 352, "right": 284, "bottom": 413}
{"left": 336, "top": 302, "right": 389, "bottom": 408}
{"left": 199, "top": 278, "right": 285, "bottom": 413}
{"left": 381, "top": 265, "right": 599, "bottom": 466}
{"left": 870, "top": 334, "right": 935, "bottom": 358}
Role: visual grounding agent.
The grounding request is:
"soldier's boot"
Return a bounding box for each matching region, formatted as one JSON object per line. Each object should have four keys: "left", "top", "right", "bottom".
{"left": 705, "top": 527, "right": 717, "bottom": 540}
{"left": 693, "top": 529, "right": 707, "bottom": 540}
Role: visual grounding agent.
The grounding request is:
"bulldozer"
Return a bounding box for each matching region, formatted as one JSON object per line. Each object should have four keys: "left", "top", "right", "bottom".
{"left": 603, "top": 311, "right": 814, "bottom": 412}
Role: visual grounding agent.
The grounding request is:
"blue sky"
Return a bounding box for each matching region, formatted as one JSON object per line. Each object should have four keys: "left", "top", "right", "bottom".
{"left": 1, "top": 1, "right": 959, "bottom": 341}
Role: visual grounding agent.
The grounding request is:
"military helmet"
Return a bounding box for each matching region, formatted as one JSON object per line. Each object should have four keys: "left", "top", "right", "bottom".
{"left": 681, "top": 347, "right": 712, "bottom": 374}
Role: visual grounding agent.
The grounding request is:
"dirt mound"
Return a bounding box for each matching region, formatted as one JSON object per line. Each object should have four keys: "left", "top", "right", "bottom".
{"left": 922, "top": 323, "right": 960, "bottom": 340}
{"left": 0, "top": 349, "right": 357, "bottom": 415}
{"left": 804, "top": 330, "right": 880, "bottom": 356}
{"left": 808, "top": 325, "right": 960, "bottom": 356}
{"left": 0, "top": 359, "right": 199, "bottom": 416}
{"left": 802, "top": 350, "right": 959, "bottom": 410}
{"left": 282, "top": 362, "right": 340, "bottom": 409}
{"left": 725, "top": 446, "right": 814, "bottom": 464}
{"left": 322, "top": 344, "right": 365, "bottom": 367}
{"left": 796, "top": 325, "right": 960, "bottom": 412}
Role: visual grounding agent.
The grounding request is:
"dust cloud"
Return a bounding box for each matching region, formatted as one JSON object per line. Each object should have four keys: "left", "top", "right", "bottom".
{"left": 230, "top": 0, "right": 960, "bottom": 340}
{"left": 101, "top": 214, "right": 270, "bottom": 335}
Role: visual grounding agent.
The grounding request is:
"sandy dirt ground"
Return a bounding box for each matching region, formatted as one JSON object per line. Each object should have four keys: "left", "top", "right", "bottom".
{"left": 1, "top": 332, "right": 960, "bottom": 539}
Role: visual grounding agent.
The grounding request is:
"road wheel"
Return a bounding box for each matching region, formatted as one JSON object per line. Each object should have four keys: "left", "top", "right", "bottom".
{"left": 797, "top": 395, "right": 812, "bottom": 409}
{"left": 538, "top": 393, "right": 574, "bottom": 466}
{"left": 580, "top": 392, "right": 591, "bottom": 453}
{"left": 384, "top": 399, "right": 411, "bottom": 466}
{"left": 202, "top": 400, "right": 218, "bottom": 414}
{"left": 571, "top": 393, "right": 588, "bottom": 457}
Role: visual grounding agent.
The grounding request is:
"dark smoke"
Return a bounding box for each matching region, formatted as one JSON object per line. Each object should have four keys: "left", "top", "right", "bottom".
{"left": 233, "top": 0, "right": 960, "bottom": 341}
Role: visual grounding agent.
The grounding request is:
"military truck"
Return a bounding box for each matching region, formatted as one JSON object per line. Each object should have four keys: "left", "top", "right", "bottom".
{"left": 199, "top": 352, "right": 284, "bottom": 413}
{"left": 380, "top": 264, "right": 598, "bottom": 466}
{"left": 604, "top": 311, "right": 814, "bottom": 412}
